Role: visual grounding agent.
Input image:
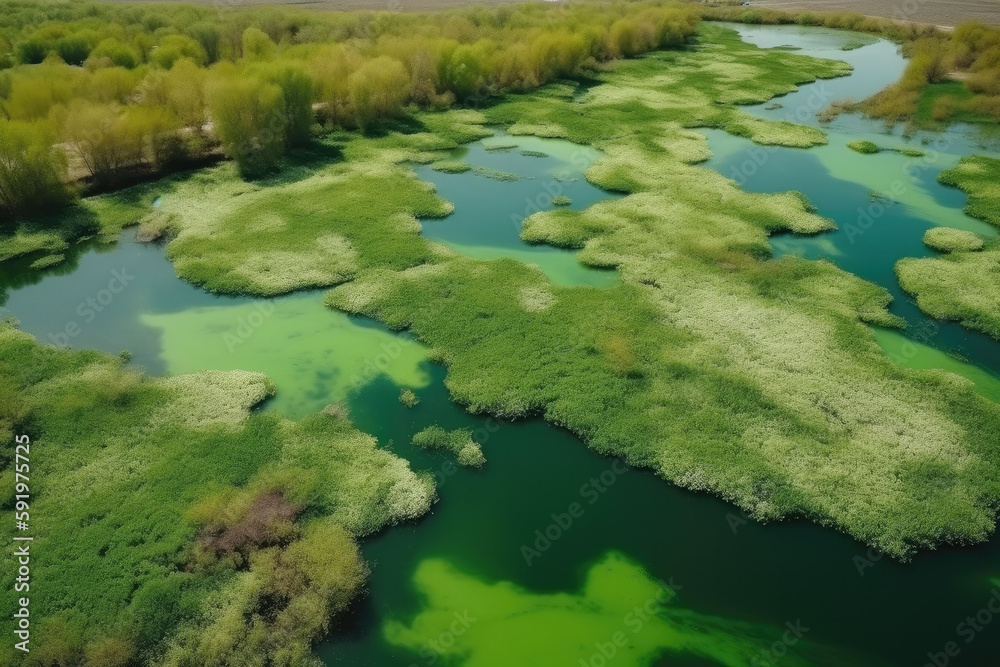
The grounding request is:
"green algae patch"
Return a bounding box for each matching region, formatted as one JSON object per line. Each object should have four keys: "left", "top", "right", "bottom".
{"left": 552, "top": 195, "right": 572, "bottom": 206}
{"left": 0, "top": 324, "right": 434, "bottom": 666}
{"left": 922, "top": 227, "right": 986, "bottom": 253}
{"left": 847, "top": 140, "right": 880, "bottom": 154}
{"left": 385, "top": 552, "right": 830, "bottom": 667}
{"left": 873, "top": 328, "right": 1000, "bottom": 404}
{"left": 139, "top": 294, "right": 432, "bottom": 418}
{"left": 896, "top": 155, "right": 1000, "bottom": 341}
{"left": 413, "top": 424, "right": 485, "bottom": 468}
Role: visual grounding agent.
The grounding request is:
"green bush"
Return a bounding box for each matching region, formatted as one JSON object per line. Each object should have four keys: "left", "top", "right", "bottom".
{"left": 0, "top": 119, "right": 71, "bottom": 219}
{"left": 206, "top": 75, "right": 286, "bottom": 178}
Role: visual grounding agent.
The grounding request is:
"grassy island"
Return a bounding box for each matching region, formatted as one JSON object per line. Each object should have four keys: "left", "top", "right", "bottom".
{"left": 897, "top": 156, "right": 1000, "bottom": 340}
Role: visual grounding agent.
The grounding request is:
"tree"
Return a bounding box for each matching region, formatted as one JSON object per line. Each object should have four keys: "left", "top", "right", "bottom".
{"left": 62, "top": 102, "right": 145, "bottom": 186}
{"left": 260, "top": 62, "right": 314, "bottom": 146}
{"left": 88, "top": 38, "right": 140, "bottom": 69}
{"left": 151, "top": 34, "right": 206, "bottom": 69}
{"left": 242, "top": 27, "right": 277, "bottom": 61}
{"left": 206, "top": 75, "right": 286, "bottom": 178}
{"left": 0, "top": 120, "right": 72, "bottom": 219}
{"left": 348, "top": 56, "right": 410, "bottom": 130}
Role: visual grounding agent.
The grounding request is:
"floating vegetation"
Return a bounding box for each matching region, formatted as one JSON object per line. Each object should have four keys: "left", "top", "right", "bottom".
{"left": 412, "top": 425, "right": 485, "bottom": 468}
{"left": 922, "top": 227, "right": 985, "bottom": 253}
{"left": 520, "top": 150, "right": 549, "bottom": 158}
{"left": 471, "top": 165, "right": 521, "bottom": 182}
{"left": 400, "top": 388, "right": 420, "bottom": 408}
{"left": 552, "top": 195, "right": 572, "bottom": 206}
{"left": 896, "top": 147, "right": 926, "bottom": 158}
{"left": 848, "top": 140, "right": 880, "bottom": 154}
{"left": 431, "top": 160, "right": 471, "bottom": 174}
{"left": 0, "top": 325, "right": 434, "bottom": 666}
{"left": 764, "top": 102, "right": 783, "bottom": 110}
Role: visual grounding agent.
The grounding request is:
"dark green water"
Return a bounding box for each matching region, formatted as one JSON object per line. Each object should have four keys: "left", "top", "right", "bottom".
{"left": 2, "top": 24, "right": 1000, "bottom": 667}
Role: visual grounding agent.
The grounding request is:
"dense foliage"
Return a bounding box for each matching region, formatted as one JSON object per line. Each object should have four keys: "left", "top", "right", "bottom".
{"left": 0, "top": 326, "right": 434, "bottom": 666}
{"left": 0, "top": 0, "right": 700, "bottom": 220}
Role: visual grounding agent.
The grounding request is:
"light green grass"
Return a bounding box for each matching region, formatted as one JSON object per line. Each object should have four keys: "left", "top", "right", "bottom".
{"left": 0, "top": 325, "right": 433, "bottom": 666}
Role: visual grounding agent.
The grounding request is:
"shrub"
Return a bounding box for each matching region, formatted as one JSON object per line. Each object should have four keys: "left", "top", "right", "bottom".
{"left": 349, "top": 57, "right": 410, "bottom": 130}
{"left": 206, "top": 75, "right": 286, "bottom": 178}
{"left": 0, "top": 120, "right": 71, "bottom": 219}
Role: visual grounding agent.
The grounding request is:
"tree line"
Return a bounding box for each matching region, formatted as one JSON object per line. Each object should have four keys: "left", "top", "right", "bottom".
{"left": 0, "top": 1, "right": 700, "bottom": 220}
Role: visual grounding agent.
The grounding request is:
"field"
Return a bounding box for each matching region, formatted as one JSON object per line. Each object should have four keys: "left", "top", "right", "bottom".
{"left": 753, "top": 0, "right": 1000, "bottom": 27}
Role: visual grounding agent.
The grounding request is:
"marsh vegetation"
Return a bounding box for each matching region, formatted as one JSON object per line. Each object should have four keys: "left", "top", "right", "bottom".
{"left": 0, "top": 325, "right": 433, "bottom": 666}
{"left": 4, "top": 4, "right": 1000, "bottom": 666}
{"left": 897, "top": 155, "right": 1000, "bottom": 340}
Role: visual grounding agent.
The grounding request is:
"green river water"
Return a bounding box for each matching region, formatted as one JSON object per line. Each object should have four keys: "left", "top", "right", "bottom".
{"left": 3, "top": 23, "right": 1000, "bottom": 667}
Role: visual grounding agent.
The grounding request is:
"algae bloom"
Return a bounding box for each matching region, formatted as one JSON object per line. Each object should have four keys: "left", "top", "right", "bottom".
{"left": 385, "top": 552, "right": 822, "bottom": 666}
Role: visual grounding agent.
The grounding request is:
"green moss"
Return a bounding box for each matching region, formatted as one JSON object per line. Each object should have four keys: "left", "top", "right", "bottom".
{"left": 922, "top": 227, "right": 985, "bottom": 253}
{"left": 0, "top": 324, "right": 433, "bottom": 665}
{"left": 896, "top": 147, "right": 926, "bottom": 158}
{"left": 847, "top": 140, "right": 880, "bottom": 154}
{"left": 520, "top": 150, "right": 549, "bottom": 158}
{"left": 412, "top": 425, "right": 485, "bottom": 468}
{"left": 552, "top": 195, "right": 572, "bottom": 206}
